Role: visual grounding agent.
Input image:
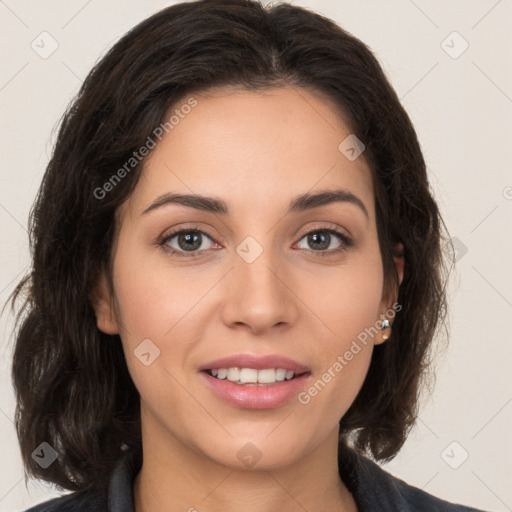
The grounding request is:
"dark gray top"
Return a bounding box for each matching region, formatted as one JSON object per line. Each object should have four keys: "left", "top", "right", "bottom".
{"left": 24, "top": 442, "right": 488, "bottom": 511}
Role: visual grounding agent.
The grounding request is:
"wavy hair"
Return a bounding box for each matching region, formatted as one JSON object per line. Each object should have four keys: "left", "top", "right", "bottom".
{"left": 5, "top": 0, "right": 452, "bottom": 492}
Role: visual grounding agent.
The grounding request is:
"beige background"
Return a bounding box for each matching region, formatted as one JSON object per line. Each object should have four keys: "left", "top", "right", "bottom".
{"left": 1, "top": 0, "right": 511, "bottom": 510}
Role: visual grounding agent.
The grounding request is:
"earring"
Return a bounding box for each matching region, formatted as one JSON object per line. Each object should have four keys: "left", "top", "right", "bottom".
{"left": 381, "top": 319, "right": 392, "bottom": 341}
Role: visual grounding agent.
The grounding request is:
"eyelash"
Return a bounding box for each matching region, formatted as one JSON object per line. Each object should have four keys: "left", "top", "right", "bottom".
{"left": 157, "top": 225, "right": 353, "bottom": 259}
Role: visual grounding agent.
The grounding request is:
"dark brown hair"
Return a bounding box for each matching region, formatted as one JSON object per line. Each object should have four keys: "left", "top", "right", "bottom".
{"left": 6, "top": 0, "right": 451, "bottom": 492}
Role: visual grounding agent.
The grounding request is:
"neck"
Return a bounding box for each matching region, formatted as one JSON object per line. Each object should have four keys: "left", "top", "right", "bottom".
{"left": 133, "top": 409, "right": 357, "bottom": 512}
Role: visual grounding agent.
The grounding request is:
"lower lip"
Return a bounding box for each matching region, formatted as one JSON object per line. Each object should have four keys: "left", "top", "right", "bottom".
{"left": 200, "top": 371, "right": 310, "bottom": 409}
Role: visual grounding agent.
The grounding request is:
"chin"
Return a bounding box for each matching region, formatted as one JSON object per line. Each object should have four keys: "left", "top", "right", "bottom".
{"left": 202, "top": 433, "right": 312, "bottom": 471}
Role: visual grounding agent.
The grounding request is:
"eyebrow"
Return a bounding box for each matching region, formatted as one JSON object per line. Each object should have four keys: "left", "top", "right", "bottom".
{"left": 141, "top": 188, "right": 369, "bottom": 219}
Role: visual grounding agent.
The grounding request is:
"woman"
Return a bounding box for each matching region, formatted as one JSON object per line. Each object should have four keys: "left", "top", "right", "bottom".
{"left": 8, "top": 0, "right": 486, "bottom": 510}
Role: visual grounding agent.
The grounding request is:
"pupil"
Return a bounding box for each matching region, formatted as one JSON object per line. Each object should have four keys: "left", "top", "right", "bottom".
{"left": 309, "top": 231, "right": 329, "bottom": 250}
{"left": 179, "top": 232, "right": 201, "bottom": 251}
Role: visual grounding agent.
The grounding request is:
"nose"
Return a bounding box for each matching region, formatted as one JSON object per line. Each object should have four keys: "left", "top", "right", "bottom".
{"left": 220, "top": 243, "right": 299, "bottom": 336}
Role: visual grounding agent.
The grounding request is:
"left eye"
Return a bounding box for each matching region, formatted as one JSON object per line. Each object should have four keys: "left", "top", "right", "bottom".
{"left": 295, "top": 229, "right": 350, "bottom": 253}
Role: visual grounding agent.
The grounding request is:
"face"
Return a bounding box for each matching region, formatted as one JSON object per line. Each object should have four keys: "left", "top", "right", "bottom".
{"left": 93, "top": 85, "right": 403, "bottom": 470}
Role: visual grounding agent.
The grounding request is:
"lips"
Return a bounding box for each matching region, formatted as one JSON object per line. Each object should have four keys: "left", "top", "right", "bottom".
{"left": 198, "top": 353, "right": 312, "bottom": 409}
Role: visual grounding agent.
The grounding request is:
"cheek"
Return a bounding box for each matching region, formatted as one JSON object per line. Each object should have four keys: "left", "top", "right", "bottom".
{"left": 305, "top": 254, "right": 384, "bottom": 349}
{"left": 110, "top": 257, "right": 202, "bottom": 420}
{"left": 111, "top": 240, "right": 210, "bottom": 342}
{"left": 109, "top": 240, "right": 231, "bottom": 406}
{"left": 295, "top": 255, "right": 383, "bottom": 416}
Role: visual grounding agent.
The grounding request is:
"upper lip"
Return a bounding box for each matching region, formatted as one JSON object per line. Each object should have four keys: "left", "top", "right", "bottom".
{"left": 199, "top": 354, "right": 310, "bottom": 374}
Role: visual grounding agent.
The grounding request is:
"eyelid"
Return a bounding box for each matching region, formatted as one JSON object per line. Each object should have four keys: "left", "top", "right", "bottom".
{"left": 298, "top": 221, "right": 352, "bottom": 239}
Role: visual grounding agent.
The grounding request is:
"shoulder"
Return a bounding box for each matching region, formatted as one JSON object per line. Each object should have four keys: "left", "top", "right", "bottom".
{"left": 22, "top": 447, "right": 138, "bottom": 512}
{"left": 354, "top": 449, "right": 486, "bottom": 511}
{"left": 23, "top": 485, "right": 107, "bottom": 512}
{"left": 339, "top": 442, "right": 487, "bottom": 512}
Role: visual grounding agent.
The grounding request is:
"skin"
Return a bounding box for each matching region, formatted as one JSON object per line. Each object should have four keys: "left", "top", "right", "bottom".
{"left": 92, "top": 85, "right": 404, "bottom": 512}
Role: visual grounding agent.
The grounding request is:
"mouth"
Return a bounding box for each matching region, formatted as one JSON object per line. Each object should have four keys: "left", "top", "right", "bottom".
{"left": 199, "top": 353, "right": 311, "bottom": 409}
{"left": 203, "top": 367, "right": 308, "bottom": 386}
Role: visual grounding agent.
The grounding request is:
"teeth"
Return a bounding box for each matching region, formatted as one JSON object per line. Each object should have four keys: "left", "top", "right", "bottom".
{"left": 258, "top": 368, "right": 278, "bottom": 384}
{"left": 209, "top": 367, "right": 297, "bottom": 384}
{"left": 227, "top": 368, "right": 240, "bottom": 381}
{"left": 275, "top": 368, "right": 287, "bottom": 381}
{"left": 239, "top": 368, "right": 258, "bottom": 383}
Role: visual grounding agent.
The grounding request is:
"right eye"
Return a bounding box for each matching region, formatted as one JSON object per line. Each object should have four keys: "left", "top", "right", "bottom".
{"left": 159, "top": 228, "right": 218, "bottom": 258}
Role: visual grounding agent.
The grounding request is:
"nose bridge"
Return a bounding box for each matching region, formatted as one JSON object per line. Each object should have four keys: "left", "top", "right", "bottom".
{"left": 221, "top": 234, "right": 297, "bottom": 333}
{"left": 237, "top": 238, "right": 280, "bottom": 294}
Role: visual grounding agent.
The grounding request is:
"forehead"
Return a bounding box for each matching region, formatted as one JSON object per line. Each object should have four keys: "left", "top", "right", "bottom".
{"left": 123, "top": 86, "right": 375, "bottom": 221}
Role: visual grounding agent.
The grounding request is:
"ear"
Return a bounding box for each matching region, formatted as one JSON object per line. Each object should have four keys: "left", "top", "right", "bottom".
{"left": 375, "top": 242, "right": 404, "bottom": 345}
{"left": 89, "top": 267, "right": 119, "bottom": 335}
